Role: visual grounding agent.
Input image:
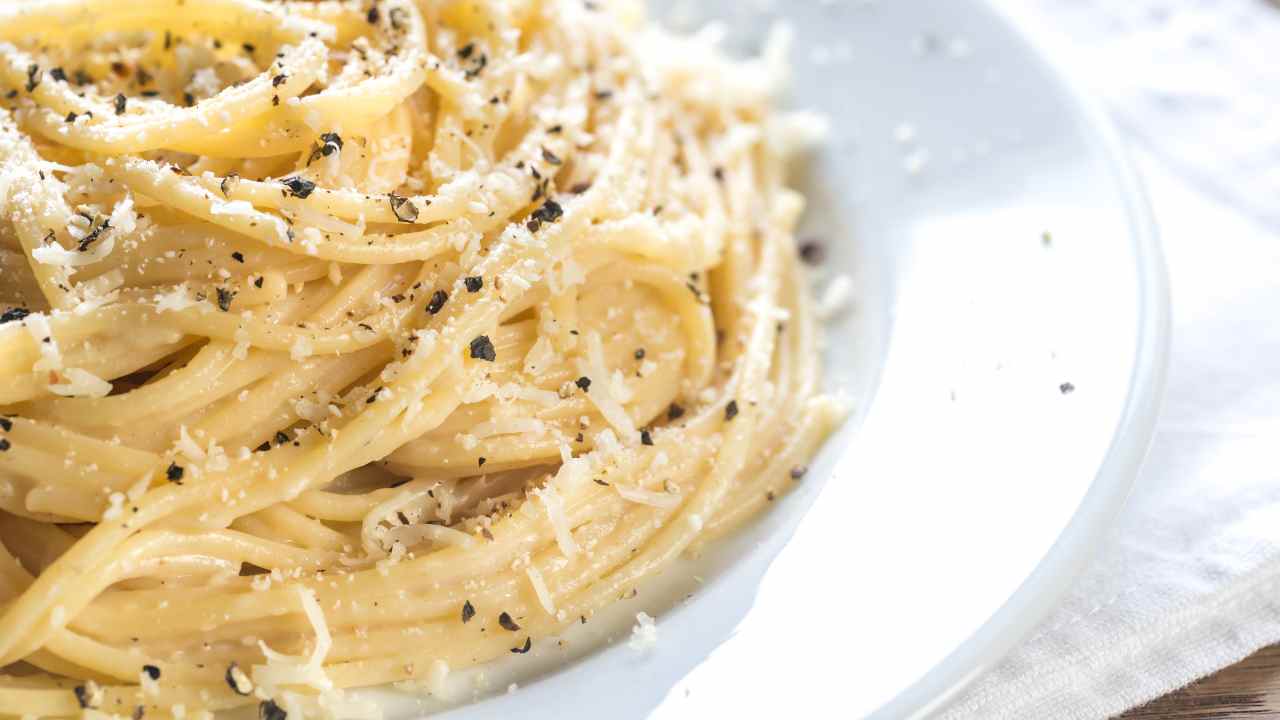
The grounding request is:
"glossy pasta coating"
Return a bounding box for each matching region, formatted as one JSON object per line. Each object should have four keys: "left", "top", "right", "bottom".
{"left": 0, "top": 0, "right": 841, "bottom": 716}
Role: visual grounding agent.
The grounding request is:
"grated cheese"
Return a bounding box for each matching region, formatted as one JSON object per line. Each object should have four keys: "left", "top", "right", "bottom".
{"left": 25, "top": 313, "right": 62, "bottom": 371}
{"left": 816, "top": 274, "right": 854, "bottom": 320}
{"left": 615, "top": 485, "right": 681, "bottom": 510}
{"left": 154, "top": 284, "right": 198, "bottom": 313}
{"left": 526, "top": 565, "right": 557, "bottom": 616}
{"left": 49, "top": 368, "right": 112, "bottom": 398}
{"left": 290, "top": 336, "right": 313, "bottom": 361}
{"left": 628, "top": 612, "right": 658, "bottom": 651}
{"left": 577, "top": 333, "right": 637, "bottom": 439}
{"left": 535, "top": 484, "right": 579, "bottom": 559}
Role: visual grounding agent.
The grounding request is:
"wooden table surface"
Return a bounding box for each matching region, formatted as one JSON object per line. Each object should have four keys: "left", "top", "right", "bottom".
{"left": 1120, "top": 645, "right": 1280, "bottom": 719}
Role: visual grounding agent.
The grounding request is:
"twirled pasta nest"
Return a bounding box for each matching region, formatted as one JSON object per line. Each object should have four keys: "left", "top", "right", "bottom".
{"left": 0, "top": 0, "right": 842, "bottom": 717}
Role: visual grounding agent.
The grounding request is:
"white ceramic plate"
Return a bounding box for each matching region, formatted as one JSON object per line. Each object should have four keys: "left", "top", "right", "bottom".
{"left": 371, "top": 0, "right": 1170, "bottom": 717}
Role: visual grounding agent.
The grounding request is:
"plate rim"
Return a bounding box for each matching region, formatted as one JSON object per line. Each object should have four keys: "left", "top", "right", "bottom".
{"left": 870, "top": 3, "right": 1173, "bottom": 718}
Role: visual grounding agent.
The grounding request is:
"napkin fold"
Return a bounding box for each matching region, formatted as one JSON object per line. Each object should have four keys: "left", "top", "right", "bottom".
{"left": 941, "top": 1, "right": 1280, "bottom": 716}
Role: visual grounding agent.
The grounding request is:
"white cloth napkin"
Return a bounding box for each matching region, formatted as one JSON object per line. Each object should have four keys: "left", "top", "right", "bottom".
{"left": 940, "top": 2, "right": 1280, "bottom": 718}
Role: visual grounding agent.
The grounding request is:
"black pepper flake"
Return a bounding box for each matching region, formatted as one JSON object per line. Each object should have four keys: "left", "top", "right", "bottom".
{"left": 281, "top": 176, "right": 316, "bottom": 198}
{"left": 77, "top": 219, "right": 110, "bottom": 252}
{"left": 463, "top": 52, "right": 487, "bottom": 79}
{"left": 594, "top": 89, "right": 612, "bottom": 100}
{"left": 1059, "top": 382, "right": 1075, "bottom": 395}
{"left": 0, "top": 418, "right": 11, "bottom": 432}
{"left": 724, "top": 400, "right": 739, "bottom": 421}
{"left": 25, "top": 64, "right": 39, "bottom": 92}
{"left": 73, "top": 685, "right": 95, "bottom": 709}
{"left": 570, "top": 181, "right": 591, "bottom": 194}
{"left": 667, "top": 403, "right": 685, "bottom": 421}
{"left": 0, "top": 439, "right": 9, "bottom": 452}
{"left": 498, "top": 612, "right": 521, "bottom": 631}
{"left": 525, "top": 198, "right": 563, "bottom": 232}
{"left": 259, "top": 700, "right": 286, "bottom": 720}
{"left": 798, "top": 239, "right": 826, "bottom": 265}
{"left": 164, "top": 30, "right": 173, "bottom": 50}
{"left": 64, "top": 111, "right": 77, "bottom": 123}
{"left": 592, "top": 477, "right": 608, "bottom": 486}
{"left": 142, "top": 664, "right": 161, "bottom": 680}
{"left": 308, "top": 131, "right": 344, "bottom": 164}
{"left": 548, "top": 124, "right": 562, "bottom": 134}
{"left": 426, "top": 290, "right": 448, "bottom": 314}
{"left": 231, "top": 251, "right": 245, "bottom": 263}
{"left": 242, "top": 43, "right": 256, "bottom": 54}
{"left": 220, "top": 172, "right": 239, "bottom": 197}
{"left": 511, "top": 637, "right": 532, "bottom": 654}
{"left": 461, "top": 600, "right": 476, "bottom": 623}
{"left": 272, "top": 94, "right": 279, "bottom": 106}
{"left": 225, "top": 662, "right": 253, "bottom": 695}
{"left": 713, "top": 166, "right": 725, "bottom": 182}
{"left": 640, "top": 429, "right": 653, "bottom": 446}
{"left": 389, "top": 6, "right": 407, "bottom": 30}
{"left": 464, "top": 276, "right": 483, "bottom": 292}
{"left": 216, "top": 287, "right": 236, "bottom": 312}
{"left": 165, "top": 463, "right": 184, "bottom": 482}
{"left": 254, "top": 276, "right": 265, "bottom": 289}
{"left": 789, "top": 465, "right": 807, "bottom": 480}
{"left": 3, "top": 89, "right": 14, "bottom": 99}
{"left": 575, "top": 376, "right": 591, "bottom": 392}
{"left": 366, "top": 4, "right": 380, "bottom": 23}
{"left": 114, "top": 93, "right": 126, "bottom": 115}
{"left": 530, "top": 179, "right": 547, "bottom": 203}
{"left": 272, "top": 73, "right": 287, "bottom": 87}
{"left": 0, "top": 307, "right": 29, "bottom": 324}
{"left": 540, "top": 147, "right": 562, "bottom": 165}
{"left": 255, "top": 441, "right": 271, "bottom": 452}
{"left": 634, "top": 348, "right": 645, "bottom": 360}
{"left": 388, "top": 193, "right": 418, "bottom": 222}
{"left": 74, "top": 69, "right": 93, "bottom": 86}
{"left": 478, "top": 456, "right": 486, "bottom": 467}
{"left": 457, "top": 43, "right": 475, "bottom": 60}
{"left": 49, "top": 67, "right": 66, "bottom": 83}
{"left": 274, "top": 431, "right": 289, "bottom": 446}
{"left": 469, "top": 335, "right": 496, "bottom": 362}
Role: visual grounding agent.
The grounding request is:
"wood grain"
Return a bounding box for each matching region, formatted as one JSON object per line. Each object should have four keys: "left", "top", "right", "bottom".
{"left": 1121, "top": 645, "right": 1280, "bottom": 719}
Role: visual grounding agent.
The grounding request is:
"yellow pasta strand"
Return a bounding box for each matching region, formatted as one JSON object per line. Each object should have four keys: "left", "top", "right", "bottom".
{"left": 0, "top": 0, "right": 842, "bottom": 717}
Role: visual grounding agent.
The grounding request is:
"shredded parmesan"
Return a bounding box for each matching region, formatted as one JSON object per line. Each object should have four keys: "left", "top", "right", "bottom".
{"left": 48, "top": 368, "right": 112, "bottom": 398}
{"left": 25, "top": 313, "right": 62, "bottom": 371}
{"left": 577, "top": 333, "right": 637, "bottom": 439}
{"left": 526, "top": 565, "right": 557, "bottom": 616}
{"left": 816, "top": 274, "right": 854, "bottom": 320}
{"left": 628, "top": 612, "right": 658, "bottom": 651}
{"left": 615, "top": 484, "right": 682, "bottom": 510}
{"left": 535, "top": 484, "right": 579, "bottom": 559}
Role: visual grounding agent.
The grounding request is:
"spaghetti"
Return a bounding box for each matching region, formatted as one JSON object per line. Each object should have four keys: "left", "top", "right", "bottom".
{"left": 0, "top": 0, "right": 843, "bottom": 717}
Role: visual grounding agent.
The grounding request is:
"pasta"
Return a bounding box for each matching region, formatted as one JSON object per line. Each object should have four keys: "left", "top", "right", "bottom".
{"left": 0, "top": 0, "right": 844, "bottom": 717}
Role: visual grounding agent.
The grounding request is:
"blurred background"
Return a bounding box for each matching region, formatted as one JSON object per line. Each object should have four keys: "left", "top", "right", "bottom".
{"left": 1002, "top": 0, "right": 1280, "bottom": 227}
